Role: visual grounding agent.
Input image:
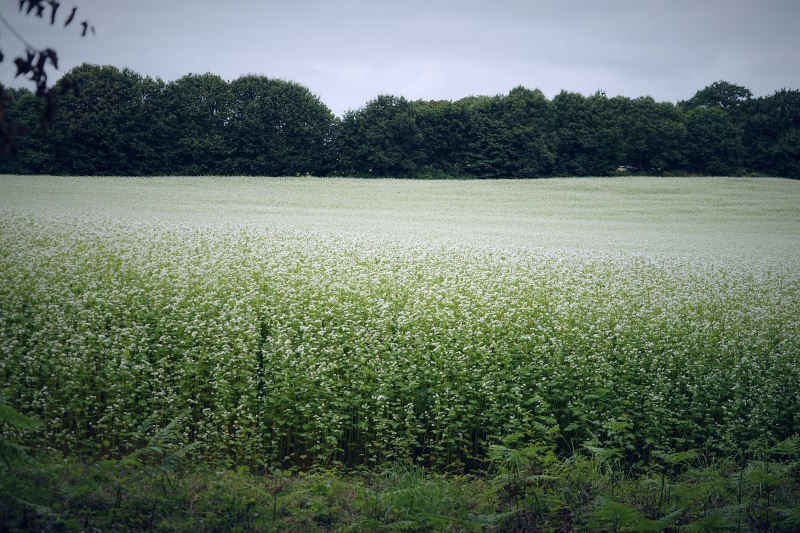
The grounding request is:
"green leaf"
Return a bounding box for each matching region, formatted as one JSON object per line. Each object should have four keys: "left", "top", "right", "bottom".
{"left": 0, "top": 403, "right": 41, "bottom": 430}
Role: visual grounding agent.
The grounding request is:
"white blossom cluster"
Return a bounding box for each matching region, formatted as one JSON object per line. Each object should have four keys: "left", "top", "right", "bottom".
{"left": 1, "top": 209, "right": 798, "bottom": 469}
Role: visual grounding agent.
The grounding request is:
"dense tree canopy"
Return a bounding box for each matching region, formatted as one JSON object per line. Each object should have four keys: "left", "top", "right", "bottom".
{"left": 740, "top": 89, "right": 800, "bottom": 179}
{"left": 227, "top": 76, "right": 337, "bottom": 176}
{"left": 684, "top": 107, "right": 743, "bottom": 175}
{"left": 47, "top": 65, "right": 165, "bottom": 175}
{"left": 551, "top": 91, "right": 620, "bottom": 176}
{"left": 0, "top": 65, "right": 798, "bottom": 178}
{"left": 337, "top": 95, "right": 423, "bottom": 177}
{"left": 162, "top": 73, "right": 232, "bottom": 175}
{"left": 680, "top": 80, "right": 753, "bottom": 113}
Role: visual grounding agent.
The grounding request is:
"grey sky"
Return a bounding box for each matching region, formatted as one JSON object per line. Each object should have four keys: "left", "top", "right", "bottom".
{"left": 1, "top": 0, "right": 799, "bottom": 116}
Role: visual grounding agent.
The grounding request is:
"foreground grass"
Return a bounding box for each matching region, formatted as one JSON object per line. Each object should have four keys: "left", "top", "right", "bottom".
{"left": 3, "top": 436, "right": 799, "bottom": 531}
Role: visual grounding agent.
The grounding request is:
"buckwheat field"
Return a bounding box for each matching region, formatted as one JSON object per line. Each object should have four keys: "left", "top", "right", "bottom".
{"left": 1, "top": 176, "right": 799, "bottom": 470}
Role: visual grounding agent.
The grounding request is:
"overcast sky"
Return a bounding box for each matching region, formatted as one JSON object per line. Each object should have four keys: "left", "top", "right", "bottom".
{"left": 1, "top": 0, "right": 799, "bottom": 115}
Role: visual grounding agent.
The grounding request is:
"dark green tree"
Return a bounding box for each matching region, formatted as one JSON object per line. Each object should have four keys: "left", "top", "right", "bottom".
{"left": 413, "top": 99, "right": 472, "bottom": 177}
{"left": 0, "top": 88, "right": 50, "bottom": 173}
{"left": 681, "top": 81, "right": 752, "bottom": 113}
{"left": 741, "top": 89, "right": 800, "bottom": 178}
{"left": 337, "top": 95, "right": 423, "bottom": 177}
{"left": 227, "top": 75, "right": 336, "bottom": 176}
{"left": 43, "top": 64, "right": 166, "bottom": 175}
{"left": 456, "top": 91, "right": 553, "bottom": 179}
{"left": 551, "top": 91, "right": 626, "bottom": 176}
{"left": 161, "top": 73, "right": 232, "bottom": 175}
{"left": 499, "top": 86, "right": 554, "bottom": 178}
{"left": 457, "top": 94, "right": 507, "bottom": 178}
{"left": 619, "top": 96, "right": 687, "bottom": 173}
{"left": 684, "top": 106, "right": 743, "bottom": 175}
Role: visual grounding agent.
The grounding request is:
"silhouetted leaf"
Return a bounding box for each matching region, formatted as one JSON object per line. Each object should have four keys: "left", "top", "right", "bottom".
{"left": 25, "top": 0, "right": 40, "bottom": 15}
{"left": 44, "top": 48, "right": 58, "bottom": 69}
{"left": 63, "top": 5, "right": 76, "bottom": 26}
{"left": 14, "top": 56, "right": 32, "bottom": 77}
{"left": 48, "top": 0, "right": 60, "bottom": 25}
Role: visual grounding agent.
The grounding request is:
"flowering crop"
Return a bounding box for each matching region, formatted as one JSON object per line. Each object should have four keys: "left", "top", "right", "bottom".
{"left": 1, "top": 176, "right": 799, "bottom": 470}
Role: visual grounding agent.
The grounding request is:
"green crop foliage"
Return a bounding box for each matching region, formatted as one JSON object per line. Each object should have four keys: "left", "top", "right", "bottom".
{"left": 1, "top": 176, "right": 799, "bottom": 475}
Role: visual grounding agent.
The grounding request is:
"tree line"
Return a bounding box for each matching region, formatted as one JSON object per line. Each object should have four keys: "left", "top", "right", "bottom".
{"left": 1, "top": 64, "right": 798, "bottom": 178}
